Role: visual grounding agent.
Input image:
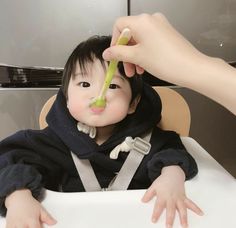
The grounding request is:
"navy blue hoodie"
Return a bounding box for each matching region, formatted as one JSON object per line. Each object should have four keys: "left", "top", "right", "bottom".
{"left": 0, "top": 83, "right": 198, "bottom": 215}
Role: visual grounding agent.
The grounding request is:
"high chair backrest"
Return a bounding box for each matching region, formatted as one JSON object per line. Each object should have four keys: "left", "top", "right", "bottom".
{"left": 39, "top": 94, "right": 57, "bottom": 130}
{"left": 152, "top": 86, "right": 190, "bottom": 136}
{"left": 39, "top": 87, "right": 191, "bottom": 136}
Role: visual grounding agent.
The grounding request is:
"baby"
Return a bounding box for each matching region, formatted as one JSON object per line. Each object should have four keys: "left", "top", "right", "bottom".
{"left": 0, "top": 35, "right": 202, "bottom": 228}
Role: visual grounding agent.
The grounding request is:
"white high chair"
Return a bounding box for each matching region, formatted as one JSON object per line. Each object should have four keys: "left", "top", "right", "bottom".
{"left": 2, "top": 87, "right": 235, "bottom": 228}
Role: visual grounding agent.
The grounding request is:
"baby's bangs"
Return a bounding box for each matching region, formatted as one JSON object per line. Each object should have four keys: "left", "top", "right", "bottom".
{"left": 74, "top": 55, "right": 106, "bottom": 78}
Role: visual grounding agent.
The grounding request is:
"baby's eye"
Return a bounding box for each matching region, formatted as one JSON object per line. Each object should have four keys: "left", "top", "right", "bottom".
{"left": 109, "top": 84, "right": 120, "bottom": 89}
{"left": 78, "top": 82, "right": 90, "bottom": 87}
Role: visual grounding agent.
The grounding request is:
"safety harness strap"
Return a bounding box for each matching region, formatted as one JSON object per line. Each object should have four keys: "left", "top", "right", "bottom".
{"left": 71, "top": 130, "right": 152, "bottom": 192}
{"left": 71, "top": 153, "right": 101, "bottom": 191}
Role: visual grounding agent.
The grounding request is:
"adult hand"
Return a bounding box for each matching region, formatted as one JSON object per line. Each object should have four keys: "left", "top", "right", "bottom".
{"left": 103, "top": 13, "right": 204, "bottom": 82}
{"left": 103, "top": 13, "right": 236, "bottom": 115}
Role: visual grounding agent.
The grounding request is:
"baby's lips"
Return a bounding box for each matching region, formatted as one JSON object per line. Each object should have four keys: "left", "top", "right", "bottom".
{"left": 90, "top": 106, "right": 105, "bottom": 114}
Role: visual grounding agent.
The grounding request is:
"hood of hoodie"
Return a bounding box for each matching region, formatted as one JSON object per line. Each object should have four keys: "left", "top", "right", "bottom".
{"left": 46, "top": 83, "right": 162, "bottom": 158}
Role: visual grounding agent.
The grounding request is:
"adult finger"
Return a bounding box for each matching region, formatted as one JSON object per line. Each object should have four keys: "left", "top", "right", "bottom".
{"left": 110, "top": 15, "right": 140, "bottom": 45}
{"left": 136, "top": 65, "right": 145, "bottom": 74}
{"left": 123, "top": 62, "right": 136, "bottom": 77}
{"left": 103, "top": 44, "right": 139, "bottom": 64}
{"left": 123, "top": 63, "right": 144, "bottom": 76}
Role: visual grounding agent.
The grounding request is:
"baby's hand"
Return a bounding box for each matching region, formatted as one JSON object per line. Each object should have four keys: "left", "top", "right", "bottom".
{"left": 142, "top": 166, "right": 203, "bottom": 228}
{"left": 5, "top": 189, "right": 57, "bottom": 228}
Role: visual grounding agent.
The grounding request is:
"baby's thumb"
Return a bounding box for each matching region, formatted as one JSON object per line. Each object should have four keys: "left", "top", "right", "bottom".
{"left": 103, "top": 45, "right": 138, "bottom": 64}
{"left": 40, "top": 208, "right": 57, "bottom": 225}
{"left": 142, "top": 188, "right": 155, "bottom": 203}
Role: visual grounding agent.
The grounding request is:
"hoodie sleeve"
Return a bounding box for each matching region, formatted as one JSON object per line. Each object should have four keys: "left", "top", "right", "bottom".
{"left": 147, "top": 128, "right": 198, "bottom": 182}
{"left": 0, "top": 129, "right": 63, "bottom": 216}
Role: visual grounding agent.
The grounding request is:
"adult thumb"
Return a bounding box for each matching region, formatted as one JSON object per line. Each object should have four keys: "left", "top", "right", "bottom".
{"left": 103, "top": 45, "right": 138, "bottom": 64}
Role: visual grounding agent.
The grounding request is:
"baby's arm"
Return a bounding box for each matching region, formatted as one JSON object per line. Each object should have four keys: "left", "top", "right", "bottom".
{"left": 5, "top": 189, "right": 56, "bottom": 228}
{"left": 0, "top": 130, "right": 63, "bottom": 220}
{"left": 142, "top": 165, "right": 203, "bottom": 228}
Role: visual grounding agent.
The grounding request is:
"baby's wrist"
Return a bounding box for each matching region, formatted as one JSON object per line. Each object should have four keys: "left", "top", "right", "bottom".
{"left": 5, "top": 189, "right": 32, "bottom": 208}
{"left": 161, "top": 165, "right": 185, "bottom": 180}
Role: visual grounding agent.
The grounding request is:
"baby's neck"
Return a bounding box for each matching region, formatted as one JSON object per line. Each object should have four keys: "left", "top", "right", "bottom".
{"left": 95, "top": 125, "right": 115, "bottom": 145}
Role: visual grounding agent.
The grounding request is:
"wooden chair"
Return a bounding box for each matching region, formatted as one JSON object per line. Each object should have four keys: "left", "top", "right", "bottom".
{"left": 39, "top": 94, "right": 57, "bottom": 130}
{"left": 152, "top": 86, "right": 190, "bottom": 136}
{"left": 39, "top": 87, "right": 191, "bottom": 136}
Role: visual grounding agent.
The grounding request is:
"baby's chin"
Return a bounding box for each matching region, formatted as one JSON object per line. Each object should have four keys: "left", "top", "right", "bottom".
{"left": 77, "top": 116, "right": 127, "bottom": 128}
{"left": 84, "top": 120, "right": 122, "bottom": 128}
{"left": 89, "top": 122, "right": 116, "bottom": 128}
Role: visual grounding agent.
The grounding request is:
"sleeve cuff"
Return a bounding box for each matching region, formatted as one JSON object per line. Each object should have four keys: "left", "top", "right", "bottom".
{"left": 0, "top": 164, "right": 43, "bottom": 216}
{"left": 147, "top": 149, "right": 198, "bottom": 182}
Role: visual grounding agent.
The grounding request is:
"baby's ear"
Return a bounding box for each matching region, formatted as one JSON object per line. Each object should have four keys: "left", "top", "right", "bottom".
{"left": 128, "top": 95, "right": 141, "bottom": 114}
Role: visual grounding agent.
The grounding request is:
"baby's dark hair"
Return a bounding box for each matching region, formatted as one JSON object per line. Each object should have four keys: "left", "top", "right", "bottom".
{"left": 61, "top": 35, "right": 143, "bottom": 103}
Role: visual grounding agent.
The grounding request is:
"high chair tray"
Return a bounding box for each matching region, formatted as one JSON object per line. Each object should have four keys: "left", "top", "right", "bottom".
{"left": 0, "top": 137, "right": 235, "bottom": 228}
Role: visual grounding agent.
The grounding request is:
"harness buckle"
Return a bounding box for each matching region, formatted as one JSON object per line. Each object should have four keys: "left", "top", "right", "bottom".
{"left": 133, "top": 137, "right": 151, "bottom": 155}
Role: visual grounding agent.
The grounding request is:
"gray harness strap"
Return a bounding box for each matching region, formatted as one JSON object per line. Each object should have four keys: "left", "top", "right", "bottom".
{"left": 71, "top": 153, "right": 101, "bottom": 191}
{"left": 71, "top": 131, "right": 152, "bottom": 192}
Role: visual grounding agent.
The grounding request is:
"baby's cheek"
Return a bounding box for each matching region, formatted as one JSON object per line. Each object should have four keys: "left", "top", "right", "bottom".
{"left": 67, "top": 101, "right": 83, "bottom": 118}
{"left": 111, "top": 103, "right": 130, "bottom": 119}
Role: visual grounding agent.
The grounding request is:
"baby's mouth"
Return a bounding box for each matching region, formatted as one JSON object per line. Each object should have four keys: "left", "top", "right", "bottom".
{"left": 90, "top": 106, "right": 105, "bottom": 114}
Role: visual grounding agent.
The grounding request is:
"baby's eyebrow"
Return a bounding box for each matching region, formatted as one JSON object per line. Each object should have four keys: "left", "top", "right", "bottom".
{"left": 73, "top": 72, "right": 88, "bottom": 78}
{"left": 113, "top": 74, "right": 126, "bottom": 82}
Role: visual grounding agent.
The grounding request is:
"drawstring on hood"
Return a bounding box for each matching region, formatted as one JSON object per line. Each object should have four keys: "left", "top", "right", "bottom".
{"left": 77, "top": 122, "right": 96, "bottom": 139}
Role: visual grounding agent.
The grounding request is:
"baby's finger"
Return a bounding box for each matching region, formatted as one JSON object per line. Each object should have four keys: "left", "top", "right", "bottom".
{"left": 184, "top": 198, "right": 204, "bottom": 216}
{"left": 141, "top": 187, "right": 155, "bottom": 203}
{"left": 40, "top": 208, "right": 57, "bottom": 225}
{"left": 151, "top": 199, "right": 165, "bottom": 223}
{"left": 27, "top": 219, "right": 42, "bottom": 228}
{"left": 177, "top": 201, "right": 188, "bottom": 228}
{"left": 166, "top": 201, "right": 176, "bottom": 228}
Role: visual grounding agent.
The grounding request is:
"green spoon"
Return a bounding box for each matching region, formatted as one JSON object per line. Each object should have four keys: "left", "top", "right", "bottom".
{"left": 90, "top": 28, "right": 131, "bottom": 109}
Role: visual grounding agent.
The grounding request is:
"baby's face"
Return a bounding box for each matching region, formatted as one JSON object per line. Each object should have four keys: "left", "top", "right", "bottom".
{"left": 67, "top": 59, "right": 133, "bottom": 127}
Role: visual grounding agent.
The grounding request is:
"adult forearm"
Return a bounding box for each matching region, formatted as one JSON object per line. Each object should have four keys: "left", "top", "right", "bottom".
{"left": 178, "top": 55, "right": 236, "bottom": 115}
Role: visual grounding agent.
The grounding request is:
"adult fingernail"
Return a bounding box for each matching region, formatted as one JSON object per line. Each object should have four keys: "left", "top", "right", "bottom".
{"left": 102, "top": 49, "right": 110, "bottom": 60}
